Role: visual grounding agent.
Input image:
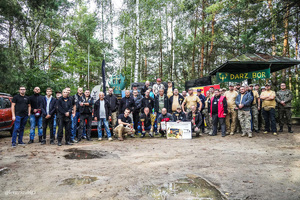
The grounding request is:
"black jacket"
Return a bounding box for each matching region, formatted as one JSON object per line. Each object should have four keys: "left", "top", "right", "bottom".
{"left": 78, "top": 95, "right": 94, "bottom": 114}
{"left": 141, "top": 85, "right": 149, "bottom": 97}
{"left": 141, "top": 96, "right": 155, "bottom": 113}
{"left": 187, "top": 111, "right": 202, "bottom": 128}
{"left": 57, "top": 97, "right": 73, "bottom": 118}
{"left": 41, "top": 96, "right": 57, "bottom": 117}
{"left": 168, "top": 94, "right": 184, "bottom": 112}
{"left": 154, "top": 95, "right": 168, "bottom": 113}
{"left": 140, "top": 113, "right": 152, "bottom": 127}
{"left": 119, "top": 96, "right": 135, "bottom": 114}
{"left": 104, "top": 94, "right": 119, "bottom": 112}
{"left": 29, "top": 94, "right": 44, "bottom": 114}
{"left": 94, "top": 99, "right": 112, "bottom": 120}
{"left": 133, "top": 95, "right": 142, "bottom": 112}
{"left": 172, "top": 111, "right": 186, "bottom": 121}
{"left": 73, "top": 93, "right": 83, "bottom": 111}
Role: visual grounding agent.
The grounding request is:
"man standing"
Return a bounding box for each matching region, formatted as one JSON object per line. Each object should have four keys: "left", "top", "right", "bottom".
{"left": 105, "top": 88, "right": 119, "bottom": 128}
{"left": 114, "top": 108, "right": 135, "bottom": 141}
{"left": 70, "top": 87, "right": 84, "bottom": 143}
{"left": 53, "top": 91, "right": 62, "bottom": 140}
{"left": 169, "top": 89, "right": 184, "bottom": 113}
{"left": 139, "top": 107, "right": 153, "bottom": 137}
{"left": 132, "top": 90, "right": 142, "bottom": 132}
{"left": 181, "top": 91, "right": 188, "bottom": 98}
{"left": 235, "top": 87, "right": 253, "bottom": 138}
{"left": 141, "top": 90, "right": 155, "bottom": 113}
{"left": 28, "top": 87, "right": 43, "bottom": 144}
{"left": 119, "top": 90, "right": 135, "bottom": 114}
{"left": 94, "top": 92, "right": 113, "bottom": 141}
{"left": 78, "top": 90, "right": 94, "bottom": 141}
{"left": 196, "top": 89, "right": 206, "bottom": 133}
{"left": 224, "top": 84, "right": 238, "bottom": 135}
{"left": 187, "top": 105, "right": 202, "bottom": 137}
{"left": 249, "top": 84, "right": 260, "bottom": 133}
{"left": 152, "top": 78, "right": 165, "bottom": 96}
{"left": 182, "top": 88, "right": 201, "bottom": 114}
{"left": 154, "top": 89, "right": 168, "bottom": 116}
{"left": 260, "top": 83, "right": 277, "bottom": 135}
{"left": 157, "top": 108, "right": 174, "bottom": 137}
{"left": 165, "top": 81, "right": 174, "bottom": 98}
{"left": 209, "top": 90, "right": 228, "bottom": 137}
{"left": 276, "top": 83, "right": 293, "bottom": 133}
{"left": 41, "top": 88, "right": 56, "bottom": 145}
{"left": 141, "top": 81, "right": 150, "bottom": 97}
{"left": 11, "top": 86, "right": 31, "bottom": 147}
{"left": 130, "top": 83, "right": 142, "bottom": 98}
{"left": 56, "top": 89, "right": 73, "bottom": 146}
{"left": 203, "top": 91, "right": 213, "bottom": 134}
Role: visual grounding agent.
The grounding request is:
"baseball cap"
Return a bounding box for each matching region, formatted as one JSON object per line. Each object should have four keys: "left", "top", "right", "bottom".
{"left": 261, "top": 86, "right": 266, "bottom": 89}
{"left": 197, "top": 89, "right": 202, "bottom": 92}
{"left": 157, "top": 78, "right": 162, "bottom": 82}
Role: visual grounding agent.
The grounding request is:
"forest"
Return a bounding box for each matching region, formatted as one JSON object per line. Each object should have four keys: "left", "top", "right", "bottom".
{"left": 0, "top": 0, "right": 299, "bottom": 103}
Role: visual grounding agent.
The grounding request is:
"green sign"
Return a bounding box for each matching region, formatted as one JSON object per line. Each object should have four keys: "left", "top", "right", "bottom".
{"left": 216, "top": 68, "right": 270, "bottom": 83}
{"left": 108, "top": 74, "right": 126, "bottom": 95}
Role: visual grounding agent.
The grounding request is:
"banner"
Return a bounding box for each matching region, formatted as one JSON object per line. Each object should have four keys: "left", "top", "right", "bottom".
{"left": 190, "top": 84, "right": 220, "bottom": 97}
{"left": 166, "top": 122, "right": 192, "bottom": 139}
{"left": 216, "top": 68, "right": 270, "bottom": 83}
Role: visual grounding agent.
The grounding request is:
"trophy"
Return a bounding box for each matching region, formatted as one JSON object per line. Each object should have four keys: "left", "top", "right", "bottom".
{"left": 150, "top": 114, "right": 156, "bottom": 135}
{"left": 175, "top": 113, "right": 179, "bottom": 121}
{"left": 157, "top": 122, "right": 161, "bottom": 134}
{"left": 140, "top": 118, "right": 146, "bottom": 134}
{"left": 192, "top": 114, "right": 196, "bottom": 129}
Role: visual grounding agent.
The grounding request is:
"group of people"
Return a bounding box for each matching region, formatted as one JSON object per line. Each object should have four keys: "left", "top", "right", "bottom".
{"left": 10, "top": 78, "right": 294, "bottom": 147}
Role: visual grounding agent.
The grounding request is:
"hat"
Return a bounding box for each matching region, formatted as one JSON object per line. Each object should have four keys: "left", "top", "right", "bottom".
{"left": 177, "top": 106, "right": 182, "bottom": 110}
{"left": 168, "top": 80, "right": 172, "bottom": 83}
{"left": 249, "top": 84, "right": 254, "bottom": 87}
{"left": 229, "top": 83, "right": 234, "bottom": 87}
{"left": 197, "top": 89, "right": 202, "bottom": 92}
{"left": 265, "top": 83, "right": 270, "bottom": 86}
{"left": 188, "top": 88, "right": 193, "bottom": 91}
{"left": 236, "top": 83, "right": 241, "bottom": 86}
{"left": 156, "top": 78, "right": 162, "bottom": 82}
{"left": 222, "top": 88, "right": 227, "bottom": 91}
{"left": 261, "top": 86, "right": 266, "bottom": 89}
{"left": 132, "top": 83, "right": 138, "bottom": 87}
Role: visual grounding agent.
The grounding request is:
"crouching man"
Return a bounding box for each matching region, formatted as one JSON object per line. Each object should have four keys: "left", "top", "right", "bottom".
{"left": 157, "top": 108, "right": 174, "bottom": 137}
{"left": 139, "top": 107, "right": 153, "bottom": 138}
{"left": 187, "top": 105, "right": 202, "bottom": 137}
{"left": 114, "top": 108, "right": 135, "bottom": 141}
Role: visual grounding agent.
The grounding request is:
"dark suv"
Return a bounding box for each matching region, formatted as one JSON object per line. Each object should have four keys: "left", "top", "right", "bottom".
{"left": 0, "top": 93, "right": 14, "bottom": 135}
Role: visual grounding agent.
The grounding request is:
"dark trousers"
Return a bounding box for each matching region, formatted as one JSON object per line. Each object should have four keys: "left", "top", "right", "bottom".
{"left": 133, "top": 111, "right": 140, "bottom": 131}
{"left": 42, "top": 117, "right": 54, "bottom": 141}
{"left": 78, "top": 113, "right": 92, "bottom": 139}
{"left": 212, "top": 114, "right": 226, "bottom": 136}
{"left": 57, "top": 115, "right": 71, "bottom": 142}
{"left": 262, "top": 108, "right": 277, "bottom": 132}
{"left": 200, "top": 110, "right": 204, "bottom": 132}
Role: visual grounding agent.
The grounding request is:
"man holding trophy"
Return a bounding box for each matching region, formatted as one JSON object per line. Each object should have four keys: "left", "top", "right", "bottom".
{"left": 157, "top": 108, "right": 174, "bottom": 137}
{"left": 172, "top": 106, "right": 186, "bottom": 122}
{"left": 138, "top": 107, "right": 154, "bottom": 137}
{"left": 187, "top": 105, "right": 203, "bottom": 137}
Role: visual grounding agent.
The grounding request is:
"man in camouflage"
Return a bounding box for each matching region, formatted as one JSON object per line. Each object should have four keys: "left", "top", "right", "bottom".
{"left": 275, "top": 83, "right": 293, "bottom": 133}
{"left": 235, "top": 86, "right": 253, "bottom": 138}
{"left": 249, "top": 84, "right": 260, "bottom": 133}
{"left": 203, "top": 90, "right": 213, "bottom": 134}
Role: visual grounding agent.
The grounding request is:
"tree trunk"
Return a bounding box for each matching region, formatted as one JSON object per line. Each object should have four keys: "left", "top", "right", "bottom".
{"left": 191, "top": 7, "right": 198, "bottom": 79}
{"left": 134, "top": 0, "right": 139, "bottom": 82}
{"left": 282, "top": 2, "right": 290, "bottom": 83}
{"left": 208, "top": 13, "right": 215, "bottom": 57}
{"left": 102, "top": 0, "right": 104, "bottom": 43}
{"left": 200, "top": 0, "right": 205, "bottom": 78}
{"left": 268, "top": 0, "right": 277, "bottom": 86}
{"left": 8, "top": 21, "right": 13, "bottom": 48}
{"left": 110, "top": 0, "right": 113, "bottom": 49}
{"left": 295, "top": 11, "right": 299, "bottom": 99}
{"left": 144, "top": 56, "right": 147, "bottom": 79}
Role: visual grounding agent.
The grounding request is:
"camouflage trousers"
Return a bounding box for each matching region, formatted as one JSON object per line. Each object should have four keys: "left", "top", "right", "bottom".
{"left": 225, "top": 108, "right": 237, "bottom": 133}
{"left": 238, "top": 110, "right": 252, "bottom": 135}
{"left": 278, "top": 107, "right": 292, "bottom": 127}
{"left": 202, "top": 108, "right": 212, "bottom": 130}
{"left": 251, "top": 105, "right": 259, "bottom": 131}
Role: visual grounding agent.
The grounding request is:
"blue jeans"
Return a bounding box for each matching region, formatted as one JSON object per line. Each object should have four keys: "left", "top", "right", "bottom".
{"left": 53, "top": 114, "right": 57, "bottom": 138}
{"left": 30, "top": 114, "right": 43, "bottom": 140}
{"left": 262, "top": 108, "right": 277, "bottom": 133}
{"left": 97, "top": 118, "right": 111, "bottom": 138}
{"left": 71, "top": 112, "right": 86, "bottom": 140}
{"left": 138, "top": 125, "right": 153, "bottom": 134}
{"left": 12, "top": 116, "right": 28, "bottom": 144}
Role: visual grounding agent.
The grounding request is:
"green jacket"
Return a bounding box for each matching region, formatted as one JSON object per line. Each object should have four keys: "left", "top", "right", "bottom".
{"left": 275, "top": 90, "right": 293, "bottom": 108}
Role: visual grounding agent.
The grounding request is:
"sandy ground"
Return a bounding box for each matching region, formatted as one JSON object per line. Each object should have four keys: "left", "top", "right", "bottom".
{"left": 0, "top": 126, "right": 300, "bottom": 200}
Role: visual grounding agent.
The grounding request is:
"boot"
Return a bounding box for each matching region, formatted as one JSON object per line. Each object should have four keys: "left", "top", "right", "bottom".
{"left": 41, "top": 140, "right": 46, "bottom": 145}
{"left": 248, "top": 132, "right": 252, "bottom": 138}
{"left": 28, "top": 140, "right": 34, "bottom": 144}
{"left": 279, "top": 126, "right": 283, "bottom": 132}
{"left": 241, "top": 133, "right": 246, "bottom": 137}
{"left": 288, "top": 127, "right": 293, "bottom": 133}
{"left": 39, "top": 136, "right": 42, "bottom": 143}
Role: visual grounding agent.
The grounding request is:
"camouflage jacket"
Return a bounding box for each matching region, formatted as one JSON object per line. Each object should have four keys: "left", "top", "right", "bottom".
{"left": 275, "top": 90, "right": 293, "bottom": 108}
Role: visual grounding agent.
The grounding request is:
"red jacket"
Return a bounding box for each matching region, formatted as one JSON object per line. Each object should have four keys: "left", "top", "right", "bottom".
{"left": 210, "top": 96, "right": 226, "bottom": 118}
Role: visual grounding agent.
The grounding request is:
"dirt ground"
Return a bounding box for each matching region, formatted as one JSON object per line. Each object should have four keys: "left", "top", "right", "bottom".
{"left": 0, "top": 126, "right": 300, "bottom": 200}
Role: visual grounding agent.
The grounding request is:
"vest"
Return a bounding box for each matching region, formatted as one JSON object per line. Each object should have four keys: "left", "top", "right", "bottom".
{"left": 210, "top": 95, "right": 226, "bottom": 118}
